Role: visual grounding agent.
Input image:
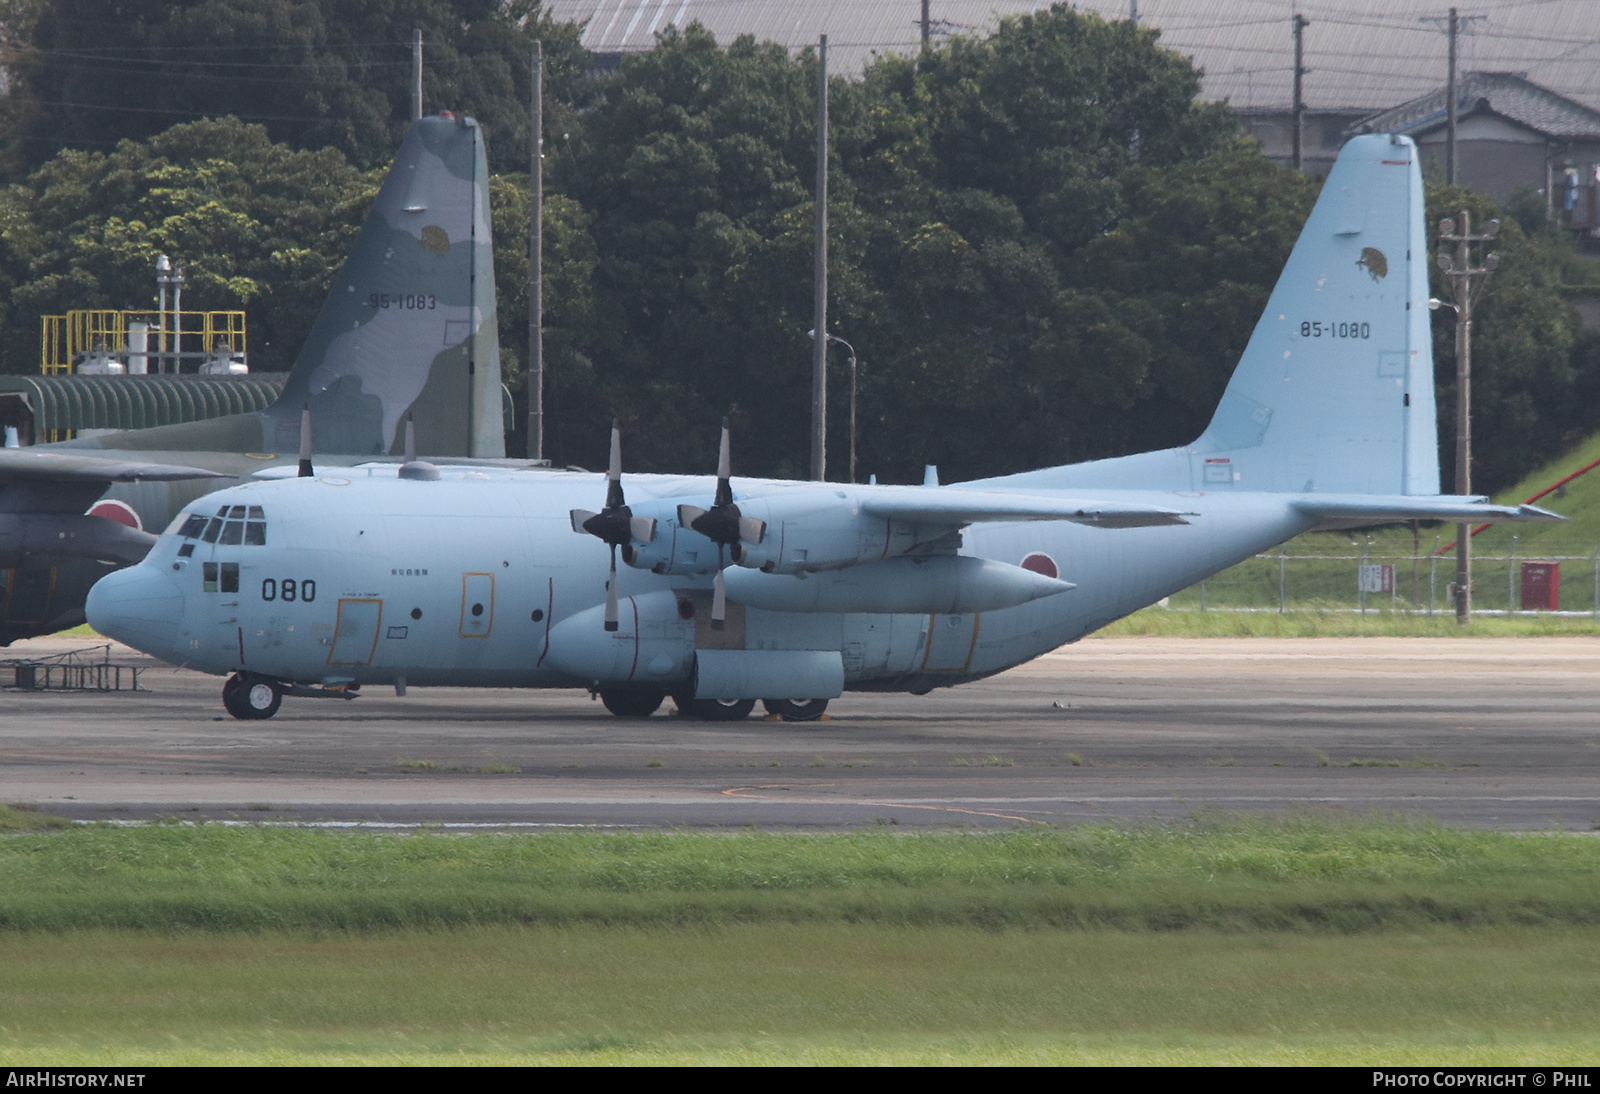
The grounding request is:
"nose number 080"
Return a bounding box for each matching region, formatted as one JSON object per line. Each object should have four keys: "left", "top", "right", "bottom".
{"left": 261, "top": 578, "right": 316, "bottom": 603}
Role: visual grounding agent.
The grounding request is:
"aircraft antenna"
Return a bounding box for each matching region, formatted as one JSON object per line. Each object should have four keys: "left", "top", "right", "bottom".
{"left": 297, "top": 404, "right": 313, "bottom": 478}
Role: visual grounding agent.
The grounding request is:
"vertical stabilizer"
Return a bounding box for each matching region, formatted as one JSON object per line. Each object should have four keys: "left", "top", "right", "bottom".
{"left": 60, "top": 115, "right": 504, "bottom": 459}
{"left": 1190, "top": 133, "right": 1436, "bottom": 495}
{"left": 270, "top": 113, "right": 504, "bottom": 458}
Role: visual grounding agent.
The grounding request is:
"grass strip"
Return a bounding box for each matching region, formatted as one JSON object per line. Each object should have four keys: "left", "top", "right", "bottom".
{"left": 1097, "top": 607, "right": 1600, "bottom": 637}
{"left": 5, "top": 816, "right": 1600, "bottom": 932}
{"left": 1, "top": 926, "right": 1598, "bottom": 1064}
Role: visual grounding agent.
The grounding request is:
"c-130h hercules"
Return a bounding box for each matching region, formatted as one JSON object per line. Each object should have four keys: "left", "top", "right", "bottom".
{"left": 0, "top": 113, "right": 504, "bottom": 645}
{"left": 89, "top": 135, "right": 1560, "bottom": 722}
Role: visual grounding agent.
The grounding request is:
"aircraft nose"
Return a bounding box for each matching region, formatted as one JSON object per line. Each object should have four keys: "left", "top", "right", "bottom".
{"left": 86, "top": 565, "right": 186, "bottom": 657}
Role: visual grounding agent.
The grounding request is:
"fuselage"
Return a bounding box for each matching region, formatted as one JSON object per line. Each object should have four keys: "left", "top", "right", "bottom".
{"left": 88, "top": 464, "right": 1319, "bottom": 696}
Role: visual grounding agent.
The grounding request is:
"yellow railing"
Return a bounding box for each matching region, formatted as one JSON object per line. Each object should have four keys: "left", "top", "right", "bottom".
{"left": 40, "top": 309, "right": 247, "bottom": 374}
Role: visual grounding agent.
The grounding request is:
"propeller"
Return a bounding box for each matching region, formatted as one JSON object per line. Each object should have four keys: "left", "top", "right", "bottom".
{"left": 569, "top": 421, "right": 656, "bottom": 631}
{"left": 676, "top": 418, "right": 765, "bottom": 630}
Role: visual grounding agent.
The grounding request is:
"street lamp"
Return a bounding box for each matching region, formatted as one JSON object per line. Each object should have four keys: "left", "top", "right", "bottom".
{"left": 1434, "top": 211, "right": 1500, "bottom": 624}
{"left": 155, "top": 255, "right": 185, "bottom": 374}
{"left": 809, "top": 329, "right": 859, "bottom": 482}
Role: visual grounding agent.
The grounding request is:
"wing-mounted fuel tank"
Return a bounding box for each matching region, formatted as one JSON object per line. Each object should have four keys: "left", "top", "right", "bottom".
{"left": 542, "top": 590, "right": 694, "bottom": 686}
{"left": 724, "top": 554, "right": 1074, "bottom": 615}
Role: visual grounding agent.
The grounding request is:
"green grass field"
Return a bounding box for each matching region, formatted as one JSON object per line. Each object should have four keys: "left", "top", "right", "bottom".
{"left": 2, "top": 815, "right": 1599, "bottom": 1064}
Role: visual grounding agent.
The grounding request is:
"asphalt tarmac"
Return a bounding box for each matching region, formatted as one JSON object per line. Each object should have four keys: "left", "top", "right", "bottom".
{"left": 3, "top": 635, "right": 1598, "bottom": 830}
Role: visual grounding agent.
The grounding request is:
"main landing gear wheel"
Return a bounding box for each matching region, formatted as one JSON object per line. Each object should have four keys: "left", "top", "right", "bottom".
{"left": 762, "top": 698, "right": 829, "bottom": 722}
{"left": 222, "top": 673, "right": 282, "bottom": 720}
{"left": 600, "top": 689, "right": 665, "bottom": 718}
{"left": 684, "top": 697, "right": 756, "bottom": 722}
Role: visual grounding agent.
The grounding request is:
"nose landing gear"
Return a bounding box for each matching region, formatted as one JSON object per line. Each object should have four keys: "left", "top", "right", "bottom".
{"left": 222, "top": 672, "right": 282, "bottom": 720}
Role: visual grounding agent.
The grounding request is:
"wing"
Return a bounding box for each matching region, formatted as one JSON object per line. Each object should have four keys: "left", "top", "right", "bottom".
{"left": 0, "top": 448, "right": 229, "bottom": 487}
{"left": 858, "top": 486, "right": 1191, "bottom": 528}
{"left": 0, "top": 450, "right": 225, "bottom": 567}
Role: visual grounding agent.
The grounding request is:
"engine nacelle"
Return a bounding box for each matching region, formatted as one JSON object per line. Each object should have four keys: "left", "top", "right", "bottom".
{"left": 732, "top": 489, "right": 915, "bottom": 575}
{"left": 542, "top": 590, "right": 694, "bottom": 685}
{"left": 618, "top": 497, "right": 727, "bottom": 575}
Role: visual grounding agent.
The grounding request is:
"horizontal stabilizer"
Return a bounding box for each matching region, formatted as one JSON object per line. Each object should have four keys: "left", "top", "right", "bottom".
{"left": 1293, "top": 496, "right": 1566, "bottom": 526}
{"left": 859, "top": 487, "right": 1190, "bottom": 528}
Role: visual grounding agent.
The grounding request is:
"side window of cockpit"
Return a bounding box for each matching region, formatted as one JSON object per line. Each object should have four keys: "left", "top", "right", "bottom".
{"left": 174, "top": 514, "right": 208, "bottom": 538}
{"left": 203, "top": 562, "right": 218, "bottom": 593}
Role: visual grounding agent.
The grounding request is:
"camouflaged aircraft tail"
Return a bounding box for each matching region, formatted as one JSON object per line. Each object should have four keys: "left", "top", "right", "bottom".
{"left": 269, "top": 112, "right": 503, "bottom": 459}
{"left": 64, "top": 114, "right": 503, "bottom": 459}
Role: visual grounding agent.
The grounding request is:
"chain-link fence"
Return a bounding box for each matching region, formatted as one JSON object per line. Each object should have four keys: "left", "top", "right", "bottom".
{"left": 1167, "top": 538, "right": 1600, "bottom": 616}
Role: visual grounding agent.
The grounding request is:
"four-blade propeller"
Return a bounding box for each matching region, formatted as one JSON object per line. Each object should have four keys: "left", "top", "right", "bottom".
{"left": 675, "top": 418, "right": 765, "bottom": 630}
{"left": 569, "top": 421, "right": 657, "bottom": 631}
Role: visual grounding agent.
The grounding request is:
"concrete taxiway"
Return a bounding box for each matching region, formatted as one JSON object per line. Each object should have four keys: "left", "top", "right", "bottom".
{"left": 3, "top": 635, "right": 1598, "bottom": 830}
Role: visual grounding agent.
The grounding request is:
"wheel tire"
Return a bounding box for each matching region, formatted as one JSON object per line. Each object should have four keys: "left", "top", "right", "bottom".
{"left": 223, "top": 673, "right": 281, "bottom": 720}
{"left": 687, "top": 697, "right": 756, "bottom": 722}
{"left": 762, "top": 698, "right": 829, "bottom": 722}
{"left": 601, "top": 689, "right": 665, "bottom": 718}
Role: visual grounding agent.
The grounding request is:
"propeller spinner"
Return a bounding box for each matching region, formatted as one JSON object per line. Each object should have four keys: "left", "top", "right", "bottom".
{"left": 570, "top": 421, "right": 657, "bottom": 631}
{"left": 676, "top": 418, "right": 765, "bottom": 630}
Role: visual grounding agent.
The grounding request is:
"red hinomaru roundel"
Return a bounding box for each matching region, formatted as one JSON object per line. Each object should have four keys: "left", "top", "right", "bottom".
{"left": 1019, "top": 552, "right": 1058, "bottom": 580}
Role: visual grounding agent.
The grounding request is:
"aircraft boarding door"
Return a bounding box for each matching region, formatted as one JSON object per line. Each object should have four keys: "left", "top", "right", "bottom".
{"left": 328, "top": 599, "right": 383, "bottom": 665}
{"left": 921, "top": 613, "right": 980, "bottom": 673}
{"left": 459, "top": 573, "right": 495, "bottom": 638}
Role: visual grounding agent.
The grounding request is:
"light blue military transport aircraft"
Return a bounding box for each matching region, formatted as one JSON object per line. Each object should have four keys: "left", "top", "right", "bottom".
{"left": 0, "top": 113, "right": 503, "bottom": 645}
{"left": 89, "top": 135, "right": 1559, "bottom": 722}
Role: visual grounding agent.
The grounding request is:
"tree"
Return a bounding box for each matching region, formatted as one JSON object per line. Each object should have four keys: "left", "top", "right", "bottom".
{"left": 1426, "top": 183, "right": 1600, "bottom": 494}
{"left": 0, "top": 117, "right": 372, "bottom": 374}
{"left": 0, "top": 0, "right": 590, "bottom": 177}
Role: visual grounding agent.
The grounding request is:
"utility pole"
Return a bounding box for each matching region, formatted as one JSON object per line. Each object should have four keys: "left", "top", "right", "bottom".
{"left": 1292, "top": 13, "right": 1308, "bottom": 172}
{"left": 528, "top": 41, "right": 544, "bottom": 462}
{"left": 1446, "top": 8, "right": 1457, "bottom": 184}
{"left": 412, "top": 29, "right": 423, "bottom": 122}
{"left": 921, "top": 1, "right": 930, "bottom": 52}
{"left": 1435, "top": 210, "right": 1501, "bottom": 623}
{"left": 1420, "top": 9, "right": 1482, "bottom": 185}
{"left": 810, "top": 34, "right": 828, "bottom": 482}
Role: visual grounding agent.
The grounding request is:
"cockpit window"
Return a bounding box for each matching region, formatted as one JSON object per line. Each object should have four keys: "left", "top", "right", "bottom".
{"left": 179, "top": 505, "right": 267, "bottom": 546}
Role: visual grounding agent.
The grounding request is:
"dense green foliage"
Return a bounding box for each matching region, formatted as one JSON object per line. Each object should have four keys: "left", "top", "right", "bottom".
{"left": 5, "top": 817, "right": 1600, "bottom": 931}
{"left": 0, "top": 117, "right": 374, "bottom": 373}
{"left": 0, "top": 0, "right": 589, "bottom": 175}
{"left": 1427, "top": 184, "right": 1600, "bottom": 494}
{"left": 0, "top": 2, "right": 1595, "bottom": 486}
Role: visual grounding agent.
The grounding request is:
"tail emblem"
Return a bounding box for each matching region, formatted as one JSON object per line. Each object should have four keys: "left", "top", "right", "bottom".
{"left": 421, "top": 225, "right": 451, "bottom": 254}
{"left": 1357, "top": 247, "right": 1388, "bottom": 282}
